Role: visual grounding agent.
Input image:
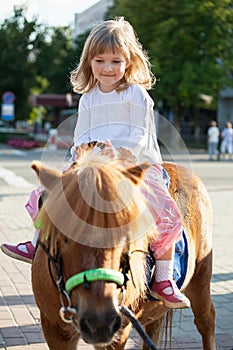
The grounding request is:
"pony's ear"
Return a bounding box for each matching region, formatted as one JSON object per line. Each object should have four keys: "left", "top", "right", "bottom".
{"left": 122, "top": 163, "right": 150, "bottom": 184}
{"left": 31, "top": 161, "right": 61, "bottom": 191}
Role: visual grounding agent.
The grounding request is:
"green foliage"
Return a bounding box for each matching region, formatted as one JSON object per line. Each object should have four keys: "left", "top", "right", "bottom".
{"left": 73, "top": 31, "right": 90, "bottom": 57}
{"left": 0, "top": 6, "right": 44, "bottom": 120}
{"left": 29, "top": 106, "right": 47, "bottom": 123}
{"left": 34, "top": 26, "right": 77, "bottom": 94}
{"left": 30, "top": 76, "right": 49, "bottom": 95}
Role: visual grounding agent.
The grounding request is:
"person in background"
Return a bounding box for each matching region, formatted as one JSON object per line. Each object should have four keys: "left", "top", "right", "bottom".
{"left": 207, "top": 120, "right": 220, "bottom": 161}
{"left": 220, "top": 121, "right": 233, "bottom": 160}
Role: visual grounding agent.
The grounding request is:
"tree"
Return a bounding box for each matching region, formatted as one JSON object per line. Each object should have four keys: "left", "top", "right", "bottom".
{"left": 0, "top": 6, "right": 46, "bottom": 120}
{"left": 34, "top": 26, "right": 77, "bottom": 94}
{"left": 107, "top": 0, "right": 233, "bottom": 129}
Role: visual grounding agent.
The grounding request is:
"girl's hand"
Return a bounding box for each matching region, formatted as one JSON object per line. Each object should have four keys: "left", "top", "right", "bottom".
{"left": 118, "top": 147, "right": 136, "bottom": 163}
{"left": 93, "top": 140, "right": 116, "bottom": 158}
{"left": 98, "top": 140, "right": 116, "bottom": 157}
{"left": 75, "top": 143, "right": 90, "bottom": 158}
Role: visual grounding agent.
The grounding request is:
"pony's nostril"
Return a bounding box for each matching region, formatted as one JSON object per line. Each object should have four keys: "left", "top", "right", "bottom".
{"left": 111, "top": 313, "right": 122, "bottom": 333}
{"left": 79, "top": 316, "right": 92, "bottom": 334}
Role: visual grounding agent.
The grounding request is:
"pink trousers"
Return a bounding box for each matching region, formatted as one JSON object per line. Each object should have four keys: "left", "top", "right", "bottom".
{"left": 25, "top": 184, "right": 44, "bottom": 221}
{"left": 143, "top": 164, "right": 182, "bottom": 259}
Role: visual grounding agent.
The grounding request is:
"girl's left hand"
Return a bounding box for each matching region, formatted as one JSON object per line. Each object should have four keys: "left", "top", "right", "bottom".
{"left": 93, "top": 140, "right": 116, "bottom": 158}
{"left": 118, "top": 147, "right": 137, "bottom": 163}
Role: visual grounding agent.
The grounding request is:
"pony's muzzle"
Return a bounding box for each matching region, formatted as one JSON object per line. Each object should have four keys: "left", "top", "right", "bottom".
{"left": 79, "top": 309, "right": 122, "bottom": 344}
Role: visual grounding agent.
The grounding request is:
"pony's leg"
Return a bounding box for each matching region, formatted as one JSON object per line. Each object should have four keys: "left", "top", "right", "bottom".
{"left": 185, "top": 252, "right": 216, "bottom": 350}
{"left": 40, "top": 312, "right": 79, "bottom": 350}
{"left": 142, "top": 317, "right": 163, "bottom": 350}
{"left": 142, "top": 310, "right": 170, "bottom": 350}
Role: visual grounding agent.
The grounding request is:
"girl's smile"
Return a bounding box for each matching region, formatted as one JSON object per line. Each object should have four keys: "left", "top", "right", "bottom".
{"left": 91, "top": 51, "right": 127, "bottom": 92}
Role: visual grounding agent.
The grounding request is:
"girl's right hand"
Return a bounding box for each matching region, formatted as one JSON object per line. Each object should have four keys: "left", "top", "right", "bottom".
{"left": 75, "top": 143, "right": 90, "bottom": 158}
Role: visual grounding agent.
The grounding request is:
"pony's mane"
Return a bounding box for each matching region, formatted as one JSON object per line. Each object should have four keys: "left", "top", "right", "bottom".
{"left": 38, "top": 152, "right": 157, "bottom": 249}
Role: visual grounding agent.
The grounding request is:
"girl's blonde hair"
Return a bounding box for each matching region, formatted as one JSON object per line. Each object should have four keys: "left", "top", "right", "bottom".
{"left": 70, "top": 17, "right": 155, "bottom": 93}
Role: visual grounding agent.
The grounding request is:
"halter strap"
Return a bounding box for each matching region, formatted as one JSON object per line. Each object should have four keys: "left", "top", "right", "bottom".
{"left": 65, "top": 268, "right": 124, "bottom": 293}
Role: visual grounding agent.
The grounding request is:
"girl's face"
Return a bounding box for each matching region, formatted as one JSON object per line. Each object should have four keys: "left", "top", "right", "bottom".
{"left": 91, "top": 51, "right": 127, "bottom": 92}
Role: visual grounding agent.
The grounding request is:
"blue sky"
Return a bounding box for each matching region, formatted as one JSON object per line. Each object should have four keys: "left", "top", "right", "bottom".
{"left": 0, "top": 0, "right": 100, "bottom": 27}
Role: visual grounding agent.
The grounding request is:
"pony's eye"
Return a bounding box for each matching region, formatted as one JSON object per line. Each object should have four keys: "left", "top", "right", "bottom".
{"left": 64, "top": 237, "right": 69, "bottom": 244}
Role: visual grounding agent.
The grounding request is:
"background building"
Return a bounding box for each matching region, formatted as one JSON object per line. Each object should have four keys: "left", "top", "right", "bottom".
{"left": 217, "top": 87, "right": 233, "bottom": 128}
{"left": 74, "top": 0, "right": 113, "bottom": 38}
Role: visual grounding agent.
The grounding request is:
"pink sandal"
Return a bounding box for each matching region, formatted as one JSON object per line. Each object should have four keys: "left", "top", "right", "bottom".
{"left": 151, "top": 279, "right": 190, "bottom": 309}
{"left": 1, "top": 241, "right": 34, "bottom": 263}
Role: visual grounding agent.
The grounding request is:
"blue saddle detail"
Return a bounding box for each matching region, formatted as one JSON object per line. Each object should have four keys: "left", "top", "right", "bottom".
{"left": 174, "top": 229, "right": 188, "bottom": 288}
{"left": 146, "top": 229, "right": 189, "bottom": 301}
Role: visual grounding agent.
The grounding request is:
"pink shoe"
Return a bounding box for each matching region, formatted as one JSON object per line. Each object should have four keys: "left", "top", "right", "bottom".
{"left": 0, "top": 241, "right": 34, "bottom": 263}
{"left": 150, "top": 279, "right": 190, "bottom": 309}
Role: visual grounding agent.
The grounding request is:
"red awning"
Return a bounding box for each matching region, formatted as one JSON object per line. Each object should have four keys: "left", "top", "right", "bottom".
{"left": 29, "top": 94, "right": 80, "bottom": 108}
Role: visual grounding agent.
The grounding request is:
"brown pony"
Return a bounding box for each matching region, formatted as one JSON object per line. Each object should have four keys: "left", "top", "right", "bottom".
{"left": 31, "top": 150, "right": 215, "bottom": 350}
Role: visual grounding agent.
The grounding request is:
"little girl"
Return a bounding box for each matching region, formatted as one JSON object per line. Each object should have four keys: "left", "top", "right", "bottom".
{"left": 1, "top": 17, "right": 190, "bottom": 309}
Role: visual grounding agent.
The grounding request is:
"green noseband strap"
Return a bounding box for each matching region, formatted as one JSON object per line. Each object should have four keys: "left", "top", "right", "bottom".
{"left": 65, "top": 268, "right": 124, "bottom": 293}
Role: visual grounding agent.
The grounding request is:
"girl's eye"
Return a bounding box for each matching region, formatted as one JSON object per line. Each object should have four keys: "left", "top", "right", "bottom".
{"left": 95, "top": 59, "right": 103, "bottom": 63}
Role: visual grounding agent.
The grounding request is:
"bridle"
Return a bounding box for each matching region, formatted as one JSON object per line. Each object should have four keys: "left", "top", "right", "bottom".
{"left": 37, "top": 239, "right": 130, "bottom": 323}
{"left": 37, "top": 239, "right": 158, "bottom": 350}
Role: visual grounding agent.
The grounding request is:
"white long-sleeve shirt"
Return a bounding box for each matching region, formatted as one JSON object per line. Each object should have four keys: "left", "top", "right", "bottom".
{"left": 71, "top": 84, "right": 162, "bottom": 164}
{"left": 207, "top": 126, "right": 219, "bottom": 143}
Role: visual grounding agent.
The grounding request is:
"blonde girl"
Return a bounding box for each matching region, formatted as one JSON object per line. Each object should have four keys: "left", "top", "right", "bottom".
{"left": 1, "top": 17, "right": 190, "bottom": 309}
{"left": 70, "top": 17, "right": 190, "bottom": 308}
